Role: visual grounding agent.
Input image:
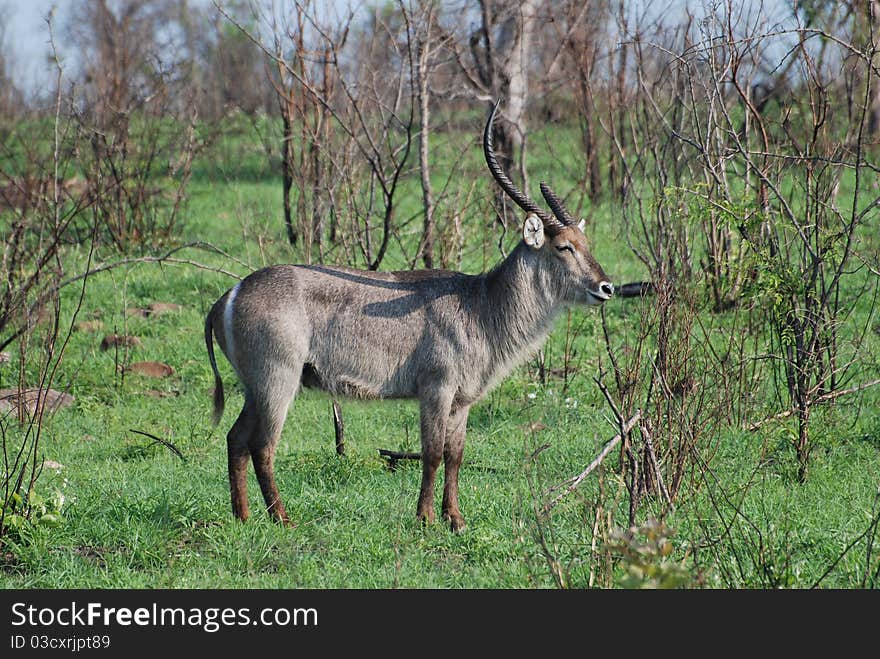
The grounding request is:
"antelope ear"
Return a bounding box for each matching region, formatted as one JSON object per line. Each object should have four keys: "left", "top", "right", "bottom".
{"left": 577, "top": 218, "right": 586, "bottom": 232}
{"left": 523, "top": 214, "right": 545, "bottom": 249}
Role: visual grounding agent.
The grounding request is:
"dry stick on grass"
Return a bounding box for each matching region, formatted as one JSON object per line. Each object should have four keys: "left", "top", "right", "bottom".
{"left": 377, "top": 449, "right": 422, "bottom": 472}
{"left": 332, "top": 400, "right": 345, "bottom": 456}
{"left": 810, "top": 499, "right": 880, "bottom": 589}
{"left": 129, "top": 429, "right": 186, "bottom": 462}
{"left": 746, "top": 378, "right": 880, "bottom": 431}
{"left": 542, "top": 410, "right": 643, "bottom": 514}
{"left": 594, "top": 374, "right": 641, "bottom": 526}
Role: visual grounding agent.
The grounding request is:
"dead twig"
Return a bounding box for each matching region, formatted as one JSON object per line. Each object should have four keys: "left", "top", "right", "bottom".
{"left": 594, "top": 374, "right": 640, "bottom": 526}
{"left": 810, "top": 496, "right": 880, "bottom": 589}
{"left": 641, "top": 417, "right": 673, "bottom": 510}
{"left": 129, "top": 429, "right": 186, "bottom": 462}
{"left": 1, "top": 242, "right": 248, "bottom": 352}
{"left": 378, "top": 448, "right": 421, "bottom": 472}
{"left": 527, "top": 443, "right": 552, "bottom": 463}
{"left": 746, "top": 378, "right": 880, "bottom": 431}
{"left": 618, "top": 281, "right": 655, "bottom": 298}
{"left": 542, "top": 410, "right": 642, "bottom": 514}
{"left": 57, "top": 241, "right": 250, "bottom": 288}
{"left": 332, "top": 400, "right": 345, "bottom": 456}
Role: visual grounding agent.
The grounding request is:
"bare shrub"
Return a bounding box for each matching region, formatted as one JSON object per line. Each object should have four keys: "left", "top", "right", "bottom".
{"left": 69, "top": 0, "right": 203, "bottom": 250}
{"left": 0, "top": 23, "right": 91, "bottom": 546}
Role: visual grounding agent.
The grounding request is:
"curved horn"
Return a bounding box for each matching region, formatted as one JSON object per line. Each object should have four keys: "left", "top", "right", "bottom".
{"left": 483, "top": 100, "right": 564, "bottom": 233}
{"left": 539, "top": 182, "right": 576, "bottom": 226}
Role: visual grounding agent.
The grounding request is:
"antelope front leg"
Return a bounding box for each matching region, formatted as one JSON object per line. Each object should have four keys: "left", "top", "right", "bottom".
{"left": 416, "top": 392, "right": 452, "bottom": 525}
{"left": 442, "top": 405, "right": 470, "bottom": 533}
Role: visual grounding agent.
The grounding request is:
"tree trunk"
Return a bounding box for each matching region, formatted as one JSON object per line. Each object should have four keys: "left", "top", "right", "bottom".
{"left": 416, "top": 34, "right": 435, "bottom": 269}
{"left": 281, "top": 104, "right": 297, "bottom": 247}
{"left": 580, "top": 77, "right": 602, "bottom": 201}
{"left": 612, "top": 0, "right": 628, "bottom": 201}
{"left": 494, "top": 0, "right": 539, "bottom": 164}
{"left": 477, "top": 0, "right": 541, "bottom": 227}
{"left": 868, "top": 1, "right": 880, "bottom": 136}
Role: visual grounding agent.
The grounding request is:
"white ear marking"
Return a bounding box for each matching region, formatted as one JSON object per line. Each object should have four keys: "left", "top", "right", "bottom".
{"left": 523, "top": 213, "right": 545, "bottom": 249}
{"left": 577, "top": 218, "right": 586, "bottom": 232}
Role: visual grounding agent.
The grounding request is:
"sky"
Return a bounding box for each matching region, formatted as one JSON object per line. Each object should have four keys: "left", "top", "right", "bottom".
{"left": 3, "top": 0, "right": 796, "bottom": 100}
{"left": 4, "top": 1, "right": 212, "bottom": 97}
{"left": 4, "top": 0, "right": 64, "bottom": 95}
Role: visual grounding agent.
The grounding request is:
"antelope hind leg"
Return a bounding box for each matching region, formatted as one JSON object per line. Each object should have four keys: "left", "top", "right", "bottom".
{"left": 249, "top": 373, "right": 300, "bottom": 526}
{"left": 227, "top": 403, "right": 257, "bottom": 522}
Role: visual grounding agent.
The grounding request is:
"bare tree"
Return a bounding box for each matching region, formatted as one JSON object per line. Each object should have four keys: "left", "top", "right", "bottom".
{"left": 406, "top": 0, "right": 442, "bottom": 268}
{"left": 552, "top": 0, "right": 610, "bottom": 202}
{"left": 799, "top": 1, "right": 880, "bottom": 135}
{"left": 612, "top": 0, "right": 880, "bottom": 488}
{"left": 221, "top": 1, "right": 416, "bottom": 270}
{"left": 265, "top": 0, "right": 347, "bottom": 259}
{"left": 184, "top": 0, "right": 273, "bottom": 119}
{"left": 0, "top": 16, "right": 94, "bottom": 546}
{"left": 69, "top": 0, "right": 202, "bottom": 248}
{"left": 454, "top": 0, "right": 542, "bottom": 226}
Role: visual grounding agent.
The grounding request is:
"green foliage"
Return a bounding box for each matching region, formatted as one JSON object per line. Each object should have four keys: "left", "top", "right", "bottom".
{"left": 2, "top": 486, "right": 68, "bottom": 544}
{"left": 606, "top": 519, "right": 692, "bottom": 589}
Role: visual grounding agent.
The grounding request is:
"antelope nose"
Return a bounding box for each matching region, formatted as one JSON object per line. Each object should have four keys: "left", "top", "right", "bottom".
{"left": 598, "top": 281, "right": 615, "bottom": 299}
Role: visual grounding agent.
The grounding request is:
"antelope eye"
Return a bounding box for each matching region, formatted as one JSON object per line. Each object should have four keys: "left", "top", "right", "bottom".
{"left": 556, "top": 244, "right": 574, "bottom": 254}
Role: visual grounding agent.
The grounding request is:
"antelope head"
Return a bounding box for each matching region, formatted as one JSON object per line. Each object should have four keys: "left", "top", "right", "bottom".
{"left": 483, "top": 101, "right": 615, "bottom": 306}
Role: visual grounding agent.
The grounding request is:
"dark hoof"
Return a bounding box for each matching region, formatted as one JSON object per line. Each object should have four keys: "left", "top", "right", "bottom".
{"left": 269, "top": 509, "right": 293, "bottom": 527}
{"left": 444, "top": 513, "right": 467, "bottom": 534}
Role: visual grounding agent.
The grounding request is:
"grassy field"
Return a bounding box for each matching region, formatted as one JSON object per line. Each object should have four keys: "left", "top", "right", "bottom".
{"left": 1, "top": 126, "right": 879, "bottom": 589}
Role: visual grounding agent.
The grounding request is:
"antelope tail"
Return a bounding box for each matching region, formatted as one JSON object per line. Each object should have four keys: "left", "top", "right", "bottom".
{"left": 204, "top": 311, "right": 225, "bottom": 427}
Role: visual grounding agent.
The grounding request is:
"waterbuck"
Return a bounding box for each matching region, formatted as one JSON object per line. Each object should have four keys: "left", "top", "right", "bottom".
{"left": 205, "top": 102, "right": 614, "bottom": 532}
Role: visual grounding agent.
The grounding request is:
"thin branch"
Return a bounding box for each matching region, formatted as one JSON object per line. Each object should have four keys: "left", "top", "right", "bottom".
{"left": 641, "top": 417, "right": 673, "bottom": 510}
{"left": 0, "top": 242, "right": 247, "bottom": 352}
{"left": 129, "top": 429, "right": 186, "bottom": 462}
{"left": 746, "top": 378, "right": 880, "bottom": 431}
{"left": 377, "top": 448, "right": 421, "bottom": 472}
{"left": 810, "top": 500, "right": 880, "bottom": 589}
{"left": 542, "top": 410, "right": 642, "bottom": 513}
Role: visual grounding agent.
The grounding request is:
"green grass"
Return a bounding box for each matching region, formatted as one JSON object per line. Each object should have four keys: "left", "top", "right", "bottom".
{"left": 1, "top": 125, "right": 879, "bottom": 589}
